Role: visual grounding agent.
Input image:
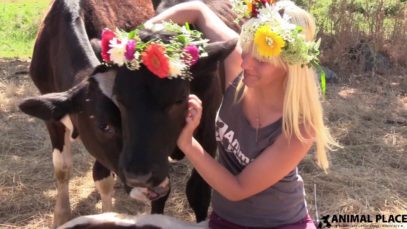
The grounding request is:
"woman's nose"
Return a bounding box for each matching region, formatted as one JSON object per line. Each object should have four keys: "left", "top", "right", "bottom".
{"left": 241, "top": 53, "right": 256, "bottom": 70}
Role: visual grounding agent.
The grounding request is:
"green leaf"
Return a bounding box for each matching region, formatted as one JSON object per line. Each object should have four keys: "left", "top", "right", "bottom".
{"left": 128, "top": 30, "right": 136, "bottom": 39}
{"left": 319, "top": 66, "right": 326, "bottom": 97}
{"left": 178, "top": 35, "right": 187, "bottom": 44}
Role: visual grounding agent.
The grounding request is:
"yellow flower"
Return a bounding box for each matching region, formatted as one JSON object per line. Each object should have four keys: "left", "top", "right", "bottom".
{"left": 244, "top": 0, "right": 252, "bottom": 16}
{"left": 254, "top": 25, "right": 285, "bottom": 58}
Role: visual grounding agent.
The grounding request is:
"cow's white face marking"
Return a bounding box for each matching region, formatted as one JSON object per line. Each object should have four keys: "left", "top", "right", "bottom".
{"left": 58, "top": 212, "right": 209, "bottom": 229}
{"left": 93, "top": 70, "right": 119, "bottom": 106}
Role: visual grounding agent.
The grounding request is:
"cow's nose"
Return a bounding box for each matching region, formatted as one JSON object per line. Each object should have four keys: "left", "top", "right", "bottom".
{"left": 124, "top": 170, "right": 152, "bottom": 187}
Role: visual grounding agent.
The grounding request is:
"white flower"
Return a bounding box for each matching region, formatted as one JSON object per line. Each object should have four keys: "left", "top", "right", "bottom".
{"left": 169, "top": 59, "right": 186, "bottom": 77}
{"left": 241, "top": 18, "right": 259, "bottom": 40}
{"left": 127, "top": 52, "right": 141, "bottom": 70}
{"left": 230, "top": 0, "right": 249, "bottom": 21}
{"left": 133, "top": 52, "right": 140, "bottom": 61}
{"left": 143, "top": 21, "right": 153, "bottom": 30}
{"left": 145, "top": 23, "right": 165, "bottom": 32}
{"left": 127, "top": 59, "right": 140, "bottom": 71}
{"left": 108, "top": 38, "right": 128, "bottom": 66}
{"left": 181, "top": 26, "right": 190, "bottom": 35}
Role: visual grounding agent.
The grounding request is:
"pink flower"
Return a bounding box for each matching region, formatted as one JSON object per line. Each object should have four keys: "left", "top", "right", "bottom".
{"left": 101, "top": 29, "right": 116, "bottom": 62}
{"left": 125, "top": 39, "right": 136, "bottom": 61}
{"left": 183, "top": 45, "right": 200, "bottom": 66}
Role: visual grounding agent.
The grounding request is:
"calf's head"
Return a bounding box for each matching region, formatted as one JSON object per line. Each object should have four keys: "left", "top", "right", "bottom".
{"left": 20, "top": 26, "right": 237, "bottom": 200}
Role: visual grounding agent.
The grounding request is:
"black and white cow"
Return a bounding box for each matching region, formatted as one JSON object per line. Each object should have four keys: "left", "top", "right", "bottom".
{"left": 19, "top": 0, "right": 237, "bottom": 227}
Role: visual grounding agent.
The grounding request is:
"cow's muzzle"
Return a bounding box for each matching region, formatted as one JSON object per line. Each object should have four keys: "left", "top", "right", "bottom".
{"left": 124, "top": 170, "right": 153, "bottom": 187}
{"left": 129, "top": 177, "right": 170, "bottom": 202}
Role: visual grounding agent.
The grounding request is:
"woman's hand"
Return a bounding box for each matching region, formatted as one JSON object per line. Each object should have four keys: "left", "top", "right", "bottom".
{"left": 177, "top": 94, "right": 202, "bottom": 152}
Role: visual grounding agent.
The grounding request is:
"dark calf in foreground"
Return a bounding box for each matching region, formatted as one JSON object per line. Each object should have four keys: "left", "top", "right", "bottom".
{"left": 19, "top": 0, "right": 237, "bottom": 227}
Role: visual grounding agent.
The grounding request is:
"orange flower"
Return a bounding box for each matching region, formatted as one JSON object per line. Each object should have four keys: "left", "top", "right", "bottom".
{"left": 141, "top": 44, "right": 169, "bottom": 78}
{"left": 244, "top": 0, "right": 253, "bottom": 16}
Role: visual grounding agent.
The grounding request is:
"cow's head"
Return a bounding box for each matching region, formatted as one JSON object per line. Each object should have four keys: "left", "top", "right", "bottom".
{"left": 20, "top": 27, "right": 237, "bottom": 200}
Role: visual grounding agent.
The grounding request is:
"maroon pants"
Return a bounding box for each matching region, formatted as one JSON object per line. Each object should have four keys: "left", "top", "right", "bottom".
{"left": 209, "top": 212, "right": 317, "bottom": 229}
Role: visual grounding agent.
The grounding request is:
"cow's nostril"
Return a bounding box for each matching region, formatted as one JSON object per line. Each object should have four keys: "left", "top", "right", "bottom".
{"left": 124, "top": 170, "right": 152, "bottom": 187}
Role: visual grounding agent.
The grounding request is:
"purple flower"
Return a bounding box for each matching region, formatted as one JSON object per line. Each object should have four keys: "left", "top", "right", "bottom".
{"left": 183, "top": 45, "right": 199, "bottom": 65}
{"left": 125, "top": 39, "right": 136, "bottom": 61}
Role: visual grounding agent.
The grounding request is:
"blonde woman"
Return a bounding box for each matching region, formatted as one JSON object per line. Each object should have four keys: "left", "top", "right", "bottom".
{"left": 147, "top": 1, "right": 338, "bottom": 228}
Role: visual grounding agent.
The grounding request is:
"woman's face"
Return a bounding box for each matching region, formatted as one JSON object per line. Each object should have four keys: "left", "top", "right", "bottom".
{"left": 240, "top": 51, "right": 287, "bottom": 88}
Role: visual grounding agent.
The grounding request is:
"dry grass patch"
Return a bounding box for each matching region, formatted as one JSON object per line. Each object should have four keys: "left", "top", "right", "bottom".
{"left": 0, "top": 59, "right": 406, "bottom": 228}
{"left": 302, "top": 72, "right": 406, "bottom": 228}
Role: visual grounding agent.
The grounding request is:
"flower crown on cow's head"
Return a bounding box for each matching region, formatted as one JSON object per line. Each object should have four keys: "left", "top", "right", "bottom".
{"left": 101, "top": 22, "right": 209, "bottom": 80}
{"left": 231, "top": 0, "right": 321, "bottom": 67}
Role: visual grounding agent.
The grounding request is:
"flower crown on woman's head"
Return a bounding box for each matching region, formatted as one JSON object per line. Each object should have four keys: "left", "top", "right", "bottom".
{"left": 101, "top": 22, "right": 209, "bottom": 80}
{"left": 231, "top": 0, "right": 320, "bottom": 67}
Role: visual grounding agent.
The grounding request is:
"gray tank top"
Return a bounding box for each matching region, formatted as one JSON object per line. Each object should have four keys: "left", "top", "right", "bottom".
{"left": 212, "top": 74, "right": 309, "bottom": 227}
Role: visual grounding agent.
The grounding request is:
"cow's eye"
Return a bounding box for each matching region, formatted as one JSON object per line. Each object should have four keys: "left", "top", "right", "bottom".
{"left": 98, "top": 123, "right": 114, "bottom": 134}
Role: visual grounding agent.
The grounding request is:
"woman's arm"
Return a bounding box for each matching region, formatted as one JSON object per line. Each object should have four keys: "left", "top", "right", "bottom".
{"left": 145, "top": 1, "right": 243, "bottom": 89}
{"left": 178, "top": 95, "right": 314, "bottom": 201}
{"left": 182, "top": 132, "right": 313, "bottom": 201}
{"left": 146, "top": 1, "right": 236, "bottom": 42}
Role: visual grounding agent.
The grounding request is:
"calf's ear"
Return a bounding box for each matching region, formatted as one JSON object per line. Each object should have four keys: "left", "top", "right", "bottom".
{"left": 19, "top": 83, "right": 85, "bottom": 121}
{"left": 191, "top": 38, "right": 238, "bottom": 74}
{"left": 19, "top": 65, "right": 118, "bottom": 122}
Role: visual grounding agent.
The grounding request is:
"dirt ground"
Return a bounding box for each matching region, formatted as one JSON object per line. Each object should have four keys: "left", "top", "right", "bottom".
{"left": 0, "top": 58, "right": 406, "bottom": 228}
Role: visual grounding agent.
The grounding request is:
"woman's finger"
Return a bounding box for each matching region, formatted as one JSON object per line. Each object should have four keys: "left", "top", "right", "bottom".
{"left": 186, "top": 95, "right": 202, "bottom": 124}
{"left": 188, "top": 94, "right": 202, "bottom": 105}
{"left": 188, "top": 102, "right": 202, "bottom": 118}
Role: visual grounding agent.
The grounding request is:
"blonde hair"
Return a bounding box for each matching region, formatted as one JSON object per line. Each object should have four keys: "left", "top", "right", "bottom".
{"left": 237, "top": 0, "right": 340, "bottom": 171}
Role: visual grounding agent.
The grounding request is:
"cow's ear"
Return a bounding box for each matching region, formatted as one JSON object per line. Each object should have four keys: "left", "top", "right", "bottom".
{"left": 190, "top": 38, "right": 238, "bottom": 74}
{"left": 90, "top": 65, "right": 117, "bottom": 100}
{"left": 19, "top": 83, "right": 86, "bottom": 121}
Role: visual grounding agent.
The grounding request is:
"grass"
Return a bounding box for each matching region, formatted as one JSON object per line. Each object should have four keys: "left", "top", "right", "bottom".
{"left": 300, "top": 0, "right": 404, "bottom": 36}
{"left": 0, "top": 60, "right": 405, "bottom": 229}
{"left": 0, "top": 0, "right": 50, "bottom": 58}
{"left": 0, "top": 0, "right": 406, "bottom": 228}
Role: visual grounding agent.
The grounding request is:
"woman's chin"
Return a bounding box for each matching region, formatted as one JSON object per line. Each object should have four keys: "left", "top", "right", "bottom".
{"left": 242, "top": 76, "right": 259, "bottom": 88}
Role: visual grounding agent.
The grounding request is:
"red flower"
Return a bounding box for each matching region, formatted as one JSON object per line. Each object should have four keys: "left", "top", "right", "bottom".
{"left": 252, "top": 7, "right": 259, "bottom": 17}
{"left": 101, "top": 29, "right": 116, "bottom": 62}
{"left": 252, "top": 0, "right": 276, "bottom": 17}
{"left": 141, "top": 44, "right": 169, "bottom": 78}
